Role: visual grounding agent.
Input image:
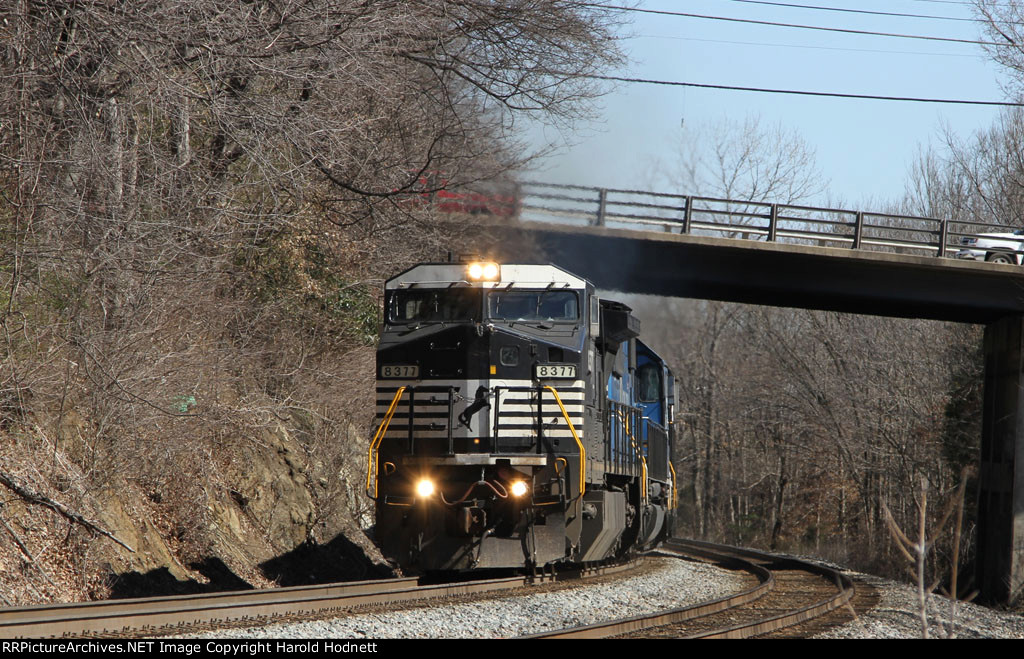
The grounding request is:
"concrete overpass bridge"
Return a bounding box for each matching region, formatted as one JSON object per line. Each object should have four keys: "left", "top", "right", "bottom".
{"left": 467, "top": 182, "right": 1024, "bottom": 604}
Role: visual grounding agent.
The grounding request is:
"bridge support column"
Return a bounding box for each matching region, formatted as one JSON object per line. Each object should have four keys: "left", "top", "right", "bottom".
{"left": 978, "top": 314, "right": 1024, "bottom": 604}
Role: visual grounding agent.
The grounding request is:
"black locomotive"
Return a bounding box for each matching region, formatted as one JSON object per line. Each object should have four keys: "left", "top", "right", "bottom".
{"left": 367, "top": 261, "right": 675, "bottom": 571}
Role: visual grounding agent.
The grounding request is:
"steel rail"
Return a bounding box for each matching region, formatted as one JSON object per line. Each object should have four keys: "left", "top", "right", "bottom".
{"left": 520, "top": 544, "right": 773, "bottom": 639}
{"left": 523, "top": 538, "right": 854, "bottom": 639}
{"left": 0, "top": 560, "right": 638, "bottom": 638}
{"left": 667, "top": 539, "right": 856, "bottom": 639}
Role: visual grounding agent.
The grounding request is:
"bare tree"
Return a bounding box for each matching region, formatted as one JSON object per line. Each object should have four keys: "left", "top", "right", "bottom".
{"left": 635, "top": 117, "right": 826, "bottom": 541}
{"left": 906, "top": 111, "right": 1024, "bottom": 227}
{"left": 975, "top": 1, "right": 1024, "bottom": 100}
{"left": 0, "top": 0, "right": 627, "bottom": 602}
{"left": 632, "top": 116, "right": 974, "bottom": 582}
{"left": 656, "top": 115, "right": 826, "bottom": 206}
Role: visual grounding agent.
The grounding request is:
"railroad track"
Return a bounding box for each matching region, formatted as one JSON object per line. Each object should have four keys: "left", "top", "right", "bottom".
{"left": 0, "top": 561, "right": 634, "bottom": 638}
{"left": 525, "top": 538, "right": 865, "bottom": 639}
{"left": 1, "top": 540, "right": 868, "bottom": 639}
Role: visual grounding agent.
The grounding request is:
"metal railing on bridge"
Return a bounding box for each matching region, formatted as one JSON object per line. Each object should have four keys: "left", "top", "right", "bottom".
{"left": 516, "top": 182, "right": 1024, "bottom": 262}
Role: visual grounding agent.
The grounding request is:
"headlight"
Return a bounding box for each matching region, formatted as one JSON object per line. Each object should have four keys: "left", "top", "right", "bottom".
{"left": 467, "top": 262, "right": 500, "bottom": 281}
{"left": 510, "top": 480, "right": 529, "bottom": 497}
{"left": 416, "top": 479, "right": 435, "bottom": 498}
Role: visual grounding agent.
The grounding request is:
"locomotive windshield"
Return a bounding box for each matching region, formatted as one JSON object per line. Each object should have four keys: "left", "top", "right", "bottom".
{"left": 390, "top": 288, "right": 481, "bottom": 323}
{"left": 487, "top": 290, "right": 579, "bottom": 322}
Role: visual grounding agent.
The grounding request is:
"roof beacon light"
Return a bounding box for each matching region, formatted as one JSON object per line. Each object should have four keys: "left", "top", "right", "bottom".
{"left": 467, "top": 262, "right": 500, "bottom": 281}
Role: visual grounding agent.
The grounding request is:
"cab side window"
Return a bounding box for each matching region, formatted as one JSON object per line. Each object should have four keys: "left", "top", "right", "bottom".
{"left": 637, "top": 364, "right": 661, "bottom": 403}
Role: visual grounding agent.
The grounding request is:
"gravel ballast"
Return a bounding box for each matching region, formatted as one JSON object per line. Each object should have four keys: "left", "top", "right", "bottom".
{"left": 184, "top": 557, "right": 744, "bottom": 639}
{"left": 814, "top": 572, "right": 1024, "bottom": 639}
{"left": 180, "top": 556, "right": 1024, "bottom": 639}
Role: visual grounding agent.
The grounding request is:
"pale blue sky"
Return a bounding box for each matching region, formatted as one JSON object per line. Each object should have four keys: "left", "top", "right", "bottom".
{"left": 523, "top": 0, "right": 1008, "bottom": 209}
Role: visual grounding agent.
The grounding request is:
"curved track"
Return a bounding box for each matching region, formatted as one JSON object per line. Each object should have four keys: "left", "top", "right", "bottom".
{"left": 0, "top": 561, "right": 634, "bottom": 638}
{"left": 0, "top": 540, "right": 868, "bottom": 639}
{"left": 525, "top": 539, "right": 862, "bottom": 639}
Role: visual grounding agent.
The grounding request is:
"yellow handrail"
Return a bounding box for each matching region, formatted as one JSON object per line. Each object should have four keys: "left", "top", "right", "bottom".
{"left": 617, "top": 409, "right": 648, "bottom": 507}
{"left": 543, "top": 386, "right": 585, "bottom": 497}
{"left": 366, "top": 386, "right": 407, "bottom": 498}
{"left": 668, "top": 461, "right": 677, "bottom": 510}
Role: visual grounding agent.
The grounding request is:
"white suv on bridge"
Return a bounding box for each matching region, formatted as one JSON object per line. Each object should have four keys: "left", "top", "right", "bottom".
{"left": 956, "top": 229, "right": 1024, "bottom": 265}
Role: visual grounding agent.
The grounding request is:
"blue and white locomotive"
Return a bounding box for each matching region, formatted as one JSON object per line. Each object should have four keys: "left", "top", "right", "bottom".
{"left": 367, "top": 261, "right": 675, "bottom": 571}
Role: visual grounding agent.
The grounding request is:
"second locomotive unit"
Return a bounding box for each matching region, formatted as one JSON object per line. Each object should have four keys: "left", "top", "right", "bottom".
{"left": 367, "top": 261, "right": 675, "bottom": 571}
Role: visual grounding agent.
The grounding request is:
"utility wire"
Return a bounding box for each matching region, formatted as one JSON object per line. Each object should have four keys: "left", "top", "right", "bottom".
{"left": 716, "top": 0, "right": 1024, "bottom": 26}
{"left": 909, "top": 0, "right": 1012, "bottom": 6}
{"left": 558, "top": 3, "right": 1019, "bottom": 106}
{"left": 718, "top": 0, "right": 974, "bottom": 23}
{"left": 580, "top": 72, "right": 1024, "bottom": 106}
{"left": 580, "top": 3, "right": 1015, "bottom": 46}
{"left": 638, "top": 32, "right": 980, "bottom": 57}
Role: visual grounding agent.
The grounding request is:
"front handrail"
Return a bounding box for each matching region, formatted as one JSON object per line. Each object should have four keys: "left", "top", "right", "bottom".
{"left": 366, "top": 386, "right": 407, "bottom": 499}
{"left": 543, "top": 385, "right": 586, "bottom": 497}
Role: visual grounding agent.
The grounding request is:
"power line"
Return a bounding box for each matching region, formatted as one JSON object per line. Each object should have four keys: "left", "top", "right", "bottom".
{"left": 582, "top": 72, "right": 1024, "bottom": 106}
{"left": 909, "top": 0, "right": 1011, "bottom": 6}
{"left": 580, "top": 3, "right": 1013, "bottom": 47}
{"left": 637, "top": 32, "right": 981, "bottom": 57}
{"left": 718, "top": 0, "right": 974, "bottom": 23}
{"left": 716, "top": 0, "right": 1024, "bottom": 26}
{"left": 561, "top": 3, "right": 1019, "bottom": 107}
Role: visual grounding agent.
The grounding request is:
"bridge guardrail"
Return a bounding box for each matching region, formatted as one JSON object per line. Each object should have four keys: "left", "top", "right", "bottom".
{"left": 516, "top": 182, "right": 1024, "bottom": 263}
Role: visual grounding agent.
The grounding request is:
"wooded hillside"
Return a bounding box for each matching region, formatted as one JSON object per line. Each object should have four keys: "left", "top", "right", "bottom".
{"left": 0, "top": 0, "right": 622, "bottom": 603}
